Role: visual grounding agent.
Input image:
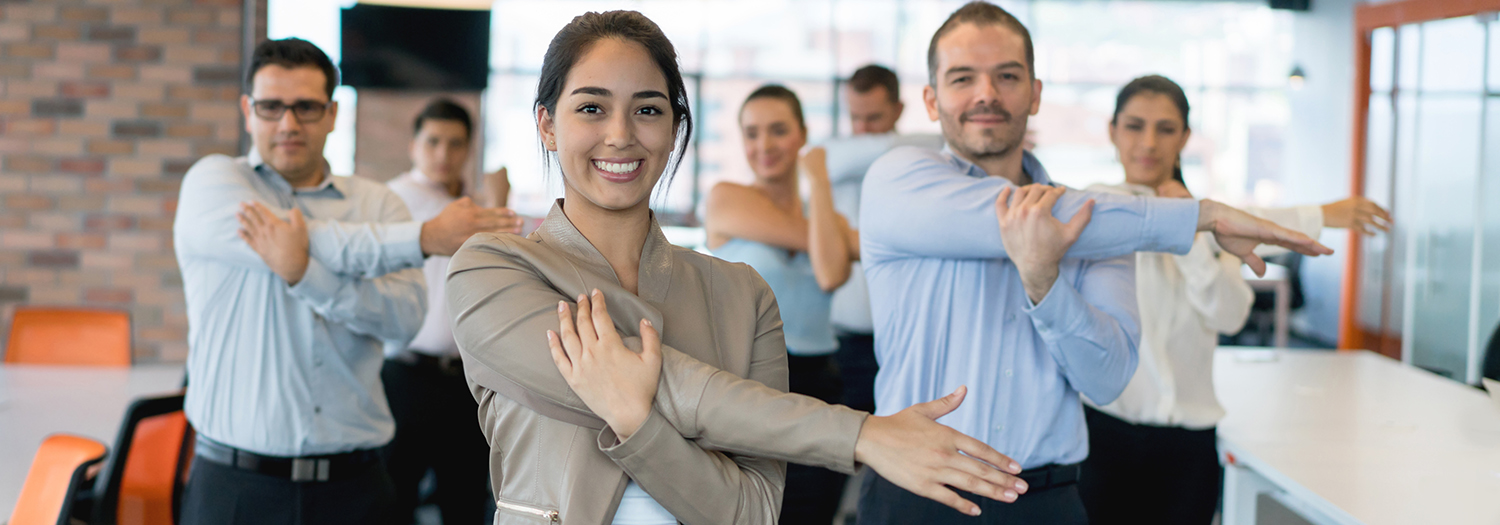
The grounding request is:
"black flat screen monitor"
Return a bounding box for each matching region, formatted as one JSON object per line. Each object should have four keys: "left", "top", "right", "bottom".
{"left": 340, "top": 4, "right": 491, "bottom": 90}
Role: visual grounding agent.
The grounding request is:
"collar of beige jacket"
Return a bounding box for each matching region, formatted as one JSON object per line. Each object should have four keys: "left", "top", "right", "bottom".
{"left": 536, "top": 199, "right": 676, "bottom": 307}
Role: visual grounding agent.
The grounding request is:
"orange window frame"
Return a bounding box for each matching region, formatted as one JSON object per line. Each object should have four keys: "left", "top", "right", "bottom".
{"left": 1338, "top": 0, "right": 1500, "bottom": 356}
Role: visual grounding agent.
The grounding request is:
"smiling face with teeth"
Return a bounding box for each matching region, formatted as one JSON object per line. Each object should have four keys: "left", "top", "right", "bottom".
{"left": 537, "top": 38, "right": 676, "bottom": 214}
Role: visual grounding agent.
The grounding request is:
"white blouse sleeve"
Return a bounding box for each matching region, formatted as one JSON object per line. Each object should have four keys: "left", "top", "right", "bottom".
{"left": 1172, "top": 233, "right": 1256, "bottom": 335}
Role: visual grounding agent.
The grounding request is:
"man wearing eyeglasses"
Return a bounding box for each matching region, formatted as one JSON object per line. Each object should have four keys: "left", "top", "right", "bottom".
{"left": 172, "top": 38, "right": 520, "bottom": 525}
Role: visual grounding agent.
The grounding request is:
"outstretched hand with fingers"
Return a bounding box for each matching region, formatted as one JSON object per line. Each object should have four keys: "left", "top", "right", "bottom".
{"left": 546, "top": 289, "right": 662, "bottom": 441}
{"left": 854, "top": 386, "right": 1029, "bottom": 516}
{"left": 1199, "top": 201, "right": 1335, "bottom": 276}
{"left": 1321, "top": 196, "right": 1391, "bottom": 236}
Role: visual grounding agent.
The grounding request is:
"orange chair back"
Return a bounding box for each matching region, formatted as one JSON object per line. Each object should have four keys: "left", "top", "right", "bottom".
{"left": 114, "top": 411, "right": 190, "bottom": 525}
{"left": 8, "top": 434, "right": 108, "bottom": 525}
{"left": 5, "top": 307, "right": 131, "bottom": 366}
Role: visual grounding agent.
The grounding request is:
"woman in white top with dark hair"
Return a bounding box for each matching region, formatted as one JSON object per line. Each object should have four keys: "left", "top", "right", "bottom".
{"left": 1078, "top": 74, "right": 1391, "bottom": 525}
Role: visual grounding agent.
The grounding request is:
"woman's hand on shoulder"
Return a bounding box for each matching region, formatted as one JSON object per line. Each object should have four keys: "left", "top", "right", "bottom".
{"left": 801, "top": 146, "right": 829, "bottom": 183}
{"left": 546, "top": 289, "right": 663, "bottom": 441}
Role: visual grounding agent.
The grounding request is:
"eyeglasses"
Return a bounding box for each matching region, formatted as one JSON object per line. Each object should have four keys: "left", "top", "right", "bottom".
{"left": 249, "top": 98, "right": 331, "bottom": 123}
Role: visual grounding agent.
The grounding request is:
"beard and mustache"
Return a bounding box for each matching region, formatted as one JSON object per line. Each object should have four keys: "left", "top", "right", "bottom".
{"left": 944, "top": 101, "right": 1024, "bottom": 160}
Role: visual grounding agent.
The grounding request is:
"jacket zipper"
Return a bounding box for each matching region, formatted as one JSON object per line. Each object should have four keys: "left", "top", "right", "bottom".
{"left": 495, "top": 498, "right": 560, "bottom": 523}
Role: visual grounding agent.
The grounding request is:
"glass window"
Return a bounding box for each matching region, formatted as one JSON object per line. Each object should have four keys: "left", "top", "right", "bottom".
{"left": 481, "top": 74, "right": 555, "bottom": 216}
{"left": 1025, "top": 1, "right": 1293, "bottom": 205}
{"left": 275, "top": 0, "right": 1300, "bottom": 224}
{"left": 1370, "top": 27, "right": 1395, "bottom": 93}
{"left": 267, "top": 0, "right": 353, "bottom": 175}
{"left": 1356, "top": 92, "right": 1395, "bottom": 337}
{"left": 1397, "top": 24, "right": 1421, "bottom": 91}
{"left": 1490, "top": 18, "right": 1500, "bottom": 93}
{"left": 830, "top": 0, "right": 902, "bottom": 77}
{"left": 1419, "top": 16, "right": 1486, "bottom": 94}
{"left": 1476, "top": 96, "right": 1500, "bottom": 382}
{"left": 1391, "top": 89, "right": 1418, "bottom": 358}
{"left": 1406, "top": 95, "right": 1484, "bottom": 380}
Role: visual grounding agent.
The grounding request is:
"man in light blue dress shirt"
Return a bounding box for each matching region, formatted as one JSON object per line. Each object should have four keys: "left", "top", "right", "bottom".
{"left": 855, "top": 4, "right": 1331, "bottom": 524}
{"left": 173, "top": 39, "right": 517, "bottom": 525}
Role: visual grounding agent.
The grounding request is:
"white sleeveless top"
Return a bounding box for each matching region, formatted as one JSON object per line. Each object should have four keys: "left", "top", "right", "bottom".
{"left": 611, "top": 481, "right": 676, "bottom": 525}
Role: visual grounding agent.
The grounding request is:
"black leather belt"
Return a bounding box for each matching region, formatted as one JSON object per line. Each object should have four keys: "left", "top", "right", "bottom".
{"left": 194, "top": 437, "right": 382, "bottom": 482}
{"left": 1018, "top": 462, "right": 1081, "bottom": 490}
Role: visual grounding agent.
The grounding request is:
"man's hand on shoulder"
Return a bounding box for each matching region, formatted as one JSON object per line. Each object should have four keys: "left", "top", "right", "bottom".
{"left": 995, "top": 185, "right": 1094, "bottom": 304}
{"left": 238, "top": 201, "right": 310, "bottom": 285}
{"left": 420, "top": 197, "right": 524, "bottom": 257}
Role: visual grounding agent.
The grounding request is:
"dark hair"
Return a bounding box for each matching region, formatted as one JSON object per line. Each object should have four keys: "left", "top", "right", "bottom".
{"left": 534, "top": 11, "right": 693, "bottom": 185}
{"left": 1112, "top": 75, "right": 1191, "bottom": 183}
{"left": 849, "top": 64, "right": 900, "bottom": 104}
{"left": 413, "top": 98, "right": 473, "bottom": 141}
{"left": 245, "top": 38, "right": 339, "bottom": 99}
{"left": 741, "top": 84, "right": 806, "bottom": 132}
{"left": 927, "top": 1, "right": 1034, "bottom": 86}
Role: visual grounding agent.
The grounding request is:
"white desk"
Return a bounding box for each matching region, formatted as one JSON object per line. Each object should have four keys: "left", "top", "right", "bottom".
{"left": 0, "top": 364, "right": 184, "bottom": 518}
{"left": 1216, "top": 349, "right": 1500, "bottom": 525}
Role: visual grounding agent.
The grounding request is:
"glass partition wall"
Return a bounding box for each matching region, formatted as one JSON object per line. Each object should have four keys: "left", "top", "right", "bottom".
{"left": 1352, "top": 3, "right": 1499, "bottom": 385}
{"left": 268, "top": 0, "right": 1302, "bottom": 226}
{"left": 482, "top": 0, "right": 1298, "bottom": 222}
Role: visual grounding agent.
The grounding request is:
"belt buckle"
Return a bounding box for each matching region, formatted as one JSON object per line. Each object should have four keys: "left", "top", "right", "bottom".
{"left": 291, "top": 458, "right": 330, "bottom": 482}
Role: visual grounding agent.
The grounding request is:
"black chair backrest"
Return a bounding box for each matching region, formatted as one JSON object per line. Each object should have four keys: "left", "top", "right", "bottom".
{"left": 58, "top": 454, "right": 107, "bottom": 525}
{"left": 1251, "top": 253, "right": 1306, "bottom": 311}
{"left": 91, "top": 393, "right": 189, "bottom": 525}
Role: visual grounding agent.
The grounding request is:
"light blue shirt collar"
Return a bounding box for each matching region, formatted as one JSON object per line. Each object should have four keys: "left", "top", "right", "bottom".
{"left": 938, "top": 144, "right": 1054, "bottom": 186}
{"left": 246, "top": 148, "right": 345, "bottom": 198}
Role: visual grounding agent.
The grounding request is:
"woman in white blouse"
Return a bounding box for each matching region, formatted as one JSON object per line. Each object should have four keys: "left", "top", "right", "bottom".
{"left": 1077, "top": 75, "right": 1391, "bottom": 525}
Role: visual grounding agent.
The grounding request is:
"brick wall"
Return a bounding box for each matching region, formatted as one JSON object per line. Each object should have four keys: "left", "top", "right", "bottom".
{"left": 0, "top": 0, "right": 255, "bottom": 363}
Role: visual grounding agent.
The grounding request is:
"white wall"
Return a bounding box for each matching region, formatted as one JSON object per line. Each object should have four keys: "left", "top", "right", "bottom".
{"left": 1283, "top": 0, "right": 1360, "bottom": 345}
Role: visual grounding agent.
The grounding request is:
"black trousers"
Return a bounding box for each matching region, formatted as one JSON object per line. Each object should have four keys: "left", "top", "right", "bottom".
{"left": 834, "top": 332, "right": 878, "bottom": 414}
{"left": 779, "top": 353, "right": 848, "bottom": 525}
{"left": 180, "top": 453, "right": 396, "bottom": 525}
{"left": 1079, "top": 406, "right": 1222, "bottom": 525}
{"left": 382, "top": 359, "right": 492, "bottom": 525}
{"left": 856, "top": 472, "right": 1088, "bottom": 525}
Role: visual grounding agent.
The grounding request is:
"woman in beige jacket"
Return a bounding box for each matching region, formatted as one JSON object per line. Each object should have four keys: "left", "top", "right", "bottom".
{"left": 446, "top": 10, "right": 1027, "bottom": 525}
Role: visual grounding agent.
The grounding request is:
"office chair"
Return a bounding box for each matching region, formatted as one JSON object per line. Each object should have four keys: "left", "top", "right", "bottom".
{"left": 92, "top": 393, "right": 195, "bottom": 525}
{"left": 8, "top": 434, "right": 109, "bottom": 525}
{"left": 5, "top": 307, "right": 131, "bottom": 366}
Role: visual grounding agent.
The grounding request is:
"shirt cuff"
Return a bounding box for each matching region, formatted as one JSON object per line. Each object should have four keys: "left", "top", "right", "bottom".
{"left": 1293, "top": 204, "right": 1324, "bottom": 240}
{"left": 1022, "top": 275, "right": 1087, "bottom": 342}
{"left": 1140, "top": 198, "right": 1199, "bottom": 255}
{"left": 388, "top": 220, "right": 426, "bottom": 265}
{"left": 287, "top": 257, "right": 341, "bottom": 306}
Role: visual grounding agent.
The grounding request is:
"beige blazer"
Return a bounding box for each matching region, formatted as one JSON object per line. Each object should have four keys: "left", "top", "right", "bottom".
{"left": 448, "top": 201, "right": 867, "bottom": 525}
